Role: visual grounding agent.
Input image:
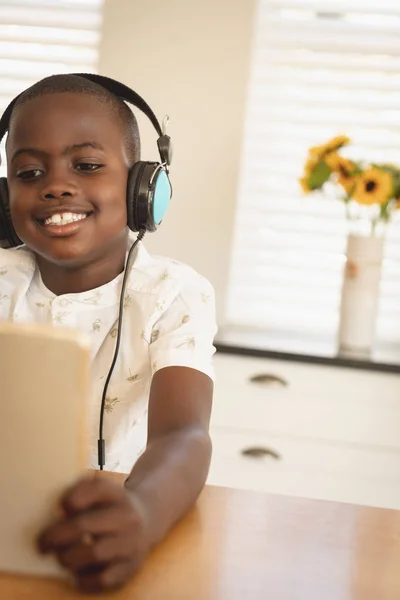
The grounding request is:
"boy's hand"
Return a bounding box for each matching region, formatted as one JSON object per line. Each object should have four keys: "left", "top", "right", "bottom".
{"left": 37, "top": 476, "right": 150, "bottom": 593}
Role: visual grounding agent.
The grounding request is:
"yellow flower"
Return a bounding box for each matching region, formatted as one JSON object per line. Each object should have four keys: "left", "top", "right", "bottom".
{"left": 299, "top": 156, "right": 332, "bottom": 193}
{"left": 304, "top": 156, "right": 318, "bottom": 176}
{"left": 324, "top": 152, "right": 341, "bottom": 171}
{"left": 308, "top": 144, "right": 325, "bottom": 160}
{"left": 325, "top": 135, "right": 350, "bottom": 153}
{"left": 299, "top": 155, "right": 319, "bottom": 193}
{"left": 339, "top": 175, "right": 357, "bottom": 196}
{"left": 353, "top": 168, "right": 393, "bottom": 206}
{"left": 325, "top": 152, "right": 357, "bottom": 195}
{"left": 299, "top": 176, "right": 312, "bottom": 194}
{"left": 308, "top": 135, "right": 350, "bottom": 162}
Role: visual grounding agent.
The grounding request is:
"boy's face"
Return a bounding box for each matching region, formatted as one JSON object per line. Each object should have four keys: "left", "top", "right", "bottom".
{"left": 6, "top": 93, "right": 131, "bottom": 267}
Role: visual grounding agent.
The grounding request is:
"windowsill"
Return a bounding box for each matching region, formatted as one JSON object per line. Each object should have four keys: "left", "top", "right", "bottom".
{"left": 215, "top": 325, "right": 400, "bottom": 374}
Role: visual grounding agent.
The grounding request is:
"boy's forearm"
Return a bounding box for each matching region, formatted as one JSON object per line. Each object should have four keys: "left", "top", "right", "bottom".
{"left": 124, "top": 426, "right": 212, "bottom": 548}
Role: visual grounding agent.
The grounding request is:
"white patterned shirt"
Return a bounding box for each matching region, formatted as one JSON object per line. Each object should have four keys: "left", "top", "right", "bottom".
{"left": 0, "top": 233, "right": 217, "bottom": 473}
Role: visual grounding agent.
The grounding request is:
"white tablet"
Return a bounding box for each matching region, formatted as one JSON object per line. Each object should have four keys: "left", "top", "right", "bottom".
{"left": 0, "top": 322, "right": 90, "bottom": 577}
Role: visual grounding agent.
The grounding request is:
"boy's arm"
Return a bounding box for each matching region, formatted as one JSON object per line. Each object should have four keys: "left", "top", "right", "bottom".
{"left": 37, "top": 275, "right": 216, "bottom": 592}
{"left": 124, "top": 365, "right": 213, "bottom": 546}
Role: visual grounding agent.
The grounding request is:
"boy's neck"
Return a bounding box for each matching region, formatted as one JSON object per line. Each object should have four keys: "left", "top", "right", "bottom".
{"left": 36, "top": 248, "right": 127, "bottom": 296}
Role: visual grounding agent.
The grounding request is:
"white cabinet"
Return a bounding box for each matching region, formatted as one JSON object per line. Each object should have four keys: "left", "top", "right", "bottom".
{"left": 208, "top": 353, "right": 400, "bottom": 509}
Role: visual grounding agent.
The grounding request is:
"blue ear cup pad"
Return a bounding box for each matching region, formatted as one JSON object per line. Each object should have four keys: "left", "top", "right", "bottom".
{"left": 0, "top": 177, "right": 21, "bottom": 248}
{"left": 127, "top": 162, "right": 172, "bottom": 233}
{"left": 152, "top": 168, "right": 172, "bottom": 226}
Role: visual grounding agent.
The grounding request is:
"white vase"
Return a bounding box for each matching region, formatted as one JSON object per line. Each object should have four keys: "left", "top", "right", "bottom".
{"left": 338, "top": 233, "right": 384, "bottom": 358}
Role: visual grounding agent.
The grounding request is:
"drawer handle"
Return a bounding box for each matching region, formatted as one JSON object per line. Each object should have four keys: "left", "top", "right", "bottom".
{"left": 241, "top": 446, "right": 281, "bottom": 460}
{"left": 249, "top": 373, "right": 288, "bottom": 387}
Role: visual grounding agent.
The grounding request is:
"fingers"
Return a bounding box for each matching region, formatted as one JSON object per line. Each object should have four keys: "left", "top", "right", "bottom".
{"left": 60, "top": 477, "right": 126, "bottom": 515}
{"left": 38, "top": 505, "right": 133, "bottom": 552}
{"left": 57, "top": 534, "right": 134, "bottom": 572}
{"left": 37, "top": 478, "right": 149, "bottom": 593}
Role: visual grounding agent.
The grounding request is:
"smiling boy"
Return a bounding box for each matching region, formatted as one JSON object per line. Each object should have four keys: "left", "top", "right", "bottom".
{"left": 0, "top": 74, "right": 216, "bottom": 592}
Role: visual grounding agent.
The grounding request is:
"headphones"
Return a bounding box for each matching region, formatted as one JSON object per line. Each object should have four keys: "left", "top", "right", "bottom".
{"left": 0, "top": 73, "right": 173, "bottom": 248}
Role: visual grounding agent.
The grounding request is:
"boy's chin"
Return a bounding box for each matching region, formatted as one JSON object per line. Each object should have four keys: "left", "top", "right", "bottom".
{"left": 17, "top": 223, "right": 129, "bottom": 267}
{"left": 30, "top": 232, "right": 129, "bottom": 269}
{"left": 31, "top": 238, "right": 103, "bottom": 268}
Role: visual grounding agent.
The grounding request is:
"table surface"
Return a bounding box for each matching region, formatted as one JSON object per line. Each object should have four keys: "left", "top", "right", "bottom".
{"left": 2, "top": 470, "right": 400, "bottom": 599}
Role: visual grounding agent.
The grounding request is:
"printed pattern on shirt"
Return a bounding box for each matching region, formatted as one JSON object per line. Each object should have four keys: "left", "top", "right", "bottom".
{"left": 0, "top": 237, "right": 217, "bottom": 473}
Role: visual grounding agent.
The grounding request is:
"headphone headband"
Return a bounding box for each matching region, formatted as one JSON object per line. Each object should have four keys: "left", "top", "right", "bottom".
{"left": 72, "top": 73, "right": 163, "bottom": 137}
{"left": 0, "top": 73, "right": 172, "bottom": 167}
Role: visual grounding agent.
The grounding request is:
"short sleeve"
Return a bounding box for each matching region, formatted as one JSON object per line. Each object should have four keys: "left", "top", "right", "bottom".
{"left": 148, "top": 274, "right": 217, "bottom": 381}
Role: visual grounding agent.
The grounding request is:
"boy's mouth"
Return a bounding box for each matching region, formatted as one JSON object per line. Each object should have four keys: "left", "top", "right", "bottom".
{"left": 42, "top": 211, "right": 91, "bottom": 227}
{"left": 36, "top": 210, "right": 94, "bottom": 237}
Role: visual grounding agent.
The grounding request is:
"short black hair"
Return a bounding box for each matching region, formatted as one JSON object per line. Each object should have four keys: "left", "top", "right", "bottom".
{"left": 6, "top": 74, "right": 140, "bottom": 163}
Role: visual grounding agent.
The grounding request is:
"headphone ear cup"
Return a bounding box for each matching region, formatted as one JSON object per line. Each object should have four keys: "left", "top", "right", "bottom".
{"left": 127, "top": 162, "right": 172, "bottom": 233}
{"left": 0, "top": 178, "right": 21, "bottom": 248}
{"left": 127, "top": 162, "right": 147, "bottom": 232}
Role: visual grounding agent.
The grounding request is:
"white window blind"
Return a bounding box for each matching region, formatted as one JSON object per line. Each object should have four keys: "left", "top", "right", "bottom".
{"left": 0, "top": 0, "right": 104, "bottom": 175}
{"left": 226, "top": 0, "right": 400, "bottom": 353}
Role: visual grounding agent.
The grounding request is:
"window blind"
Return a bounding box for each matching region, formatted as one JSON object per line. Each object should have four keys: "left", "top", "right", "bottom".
{"left": 0, "top": 0, "right": 104, "bottom": 175}
{"left": 226, "top": 0, "right": 400, "bottom": 351}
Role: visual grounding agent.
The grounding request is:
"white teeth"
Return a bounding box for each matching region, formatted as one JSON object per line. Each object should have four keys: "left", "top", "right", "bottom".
{"left": 44, "top": 212, "right": 88, "bottom": 226}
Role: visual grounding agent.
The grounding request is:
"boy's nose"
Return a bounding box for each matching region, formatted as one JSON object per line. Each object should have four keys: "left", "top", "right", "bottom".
{"left": 44, "top": 189, "right": 74, "bottom": 200}
{"left": 40, "top": 180, "right": 78, "bottom": 201}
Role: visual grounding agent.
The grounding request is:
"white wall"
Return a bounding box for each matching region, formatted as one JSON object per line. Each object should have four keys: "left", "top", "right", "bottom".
{"left": 99, "top": 0, "right": 256, "bottom": 323}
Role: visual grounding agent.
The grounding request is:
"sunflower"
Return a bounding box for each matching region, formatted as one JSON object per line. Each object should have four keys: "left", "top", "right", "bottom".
{"left": 308, "top": 144, "right": 326, "bottom": 161}
{"left": 353, "top": 168, "right": 394, "bottom": 206}
{"left": 299, "top": 158, "right": 331, "bottom": 193}
{"left": 380, "top": 164, "right": 400, "bottom": 202}
{"left": 325, "top": 135, "right": 351, "bottom": 153}
{"left": 324, "top": 152, "right": 341, "bottom": 171}
{"left": 339, "top": 173, "right": 357, "bottom": 196}
{"left": 304, "top": 156, "right": 315, "bottom": 173}
{"left": 299, "top": 176, "right": 312, "bottom": 194}
{"left": 304, "top": 155, "right": 318, "bottom": 177}
{"left": 325, "top": 152, "right": 357, "bottom": 196}
{"left": 298, "top": 155, "right": 320, "bottom": 193}
{"left": 308, "top": 135, "right": 350, "bottom": 162}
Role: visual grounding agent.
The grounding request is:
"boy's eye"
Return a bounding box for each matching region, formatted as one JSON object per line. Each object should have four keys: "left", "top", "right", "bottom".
{"left": 16, "top": 168, "right": 43, "bottom": 181}
{"left": 76, "top": 163, "right": 103, "bottom": 172}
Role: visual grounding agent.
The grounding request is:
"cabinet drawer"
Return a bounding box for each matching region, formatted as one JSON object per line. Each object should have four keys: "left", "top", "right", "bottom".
{"left": 208, "top": 426, "right": 400, "bottom": 510}
{"left": 212, "top": 354, "right": 400, "bottom": 449}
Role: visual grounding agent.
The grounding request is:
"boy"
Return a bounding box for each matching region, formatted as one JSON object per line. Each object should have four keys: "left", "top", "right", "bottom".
{"left": 0, "top": 74, "right": 216, "bottom": 592}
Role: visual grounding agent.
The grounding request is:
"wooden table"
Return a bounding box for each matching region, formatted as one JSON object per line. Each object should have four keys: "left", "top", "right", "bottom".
{"left": 2, "top": 470, "right": 400, "bottom": 599}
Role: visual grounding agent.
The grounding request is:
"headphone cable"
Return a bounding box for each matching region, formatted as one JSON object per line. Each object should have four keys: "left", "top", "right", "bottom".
{"left": 98, "top": 229, "right": 146, "bottom": 470}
